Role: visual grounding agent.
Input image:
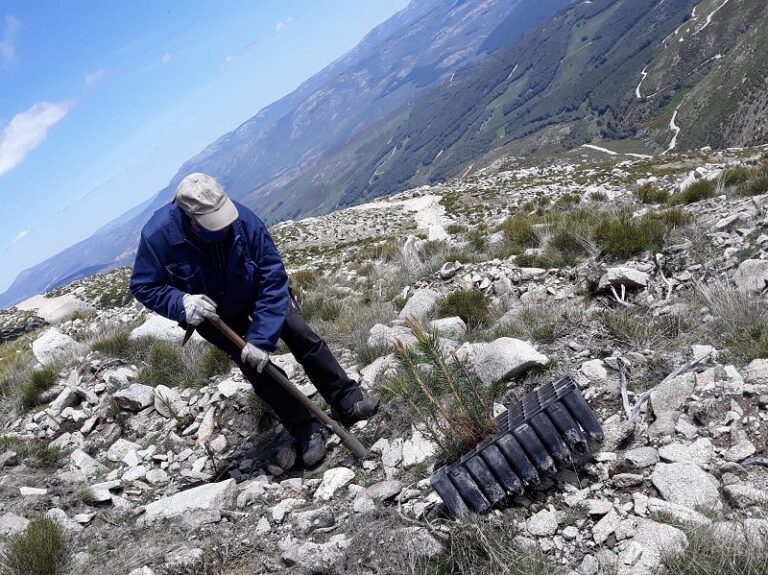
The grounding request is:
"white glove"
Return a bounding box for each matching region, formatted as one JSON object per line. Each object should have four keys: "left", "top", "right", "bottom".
{"left": 241, "top": 343, "right": 270, "bottom": 373}
{"left": 182, "top": 294, "right": 217, "bottom": 326}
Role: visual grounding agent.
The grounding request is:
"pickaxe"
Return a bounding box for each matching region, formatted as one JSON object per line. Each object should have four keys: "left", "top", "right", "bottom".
{"left": 183, "top": 317, "right": 369, "bottom": 459}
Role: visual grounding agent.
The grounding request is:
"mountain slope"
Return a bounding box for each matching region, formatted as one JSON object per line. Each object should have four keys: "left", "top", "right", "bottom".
{"left": 259, "top": 0, "right": 768, "bottom": 220}
{"left": 1, "top": 0, "right": 567, "bottom": 308}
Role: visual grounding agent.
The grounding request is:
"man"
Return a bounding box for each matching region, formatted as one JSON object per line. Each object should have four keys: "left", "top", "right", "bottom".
{"left": 130, "top": 173, "right": 378, "bottom": 467}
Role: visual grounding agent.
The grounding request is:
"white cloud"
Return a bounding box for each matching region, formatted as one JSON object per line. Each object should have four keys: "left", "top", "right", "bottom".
{"left": 0, "top": 101, "right": 74, "bottom": 177}
{"left": 160, "top": 52, "right": 172, "bottom": 64}
{"left": 84, "top": 69, "right": 108, "bottom": 85}
{"left": 11, "top": 229, "right": 30, "bottom": 245}
{"left": 276, "top": 16, "right": 295, "bottom": 33}
{"left": 0, "top": 15, "right": 21, "bottom": 67}
{"left": 224, "top": 54, "right": 235, "bottom": 64}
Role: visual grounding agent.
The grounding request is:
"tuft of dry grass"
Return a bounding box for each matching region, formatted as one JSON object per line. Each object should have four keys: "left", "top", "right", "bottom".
{"left": 662, "top": 522, "right": 768, "bottom": 575}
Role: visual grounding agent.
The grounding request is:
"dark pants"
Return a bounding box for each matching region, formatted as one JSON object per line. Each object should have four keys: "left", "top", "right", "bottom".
{"left": 195, "top": 297, "right": 362, "bottom": 441}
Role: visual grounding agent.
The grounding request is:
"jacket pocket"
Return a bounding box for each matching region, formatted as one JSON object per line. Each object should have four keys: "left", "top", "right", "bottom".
{"left": 166, "top": 262, "right": 205, "bottom": 293}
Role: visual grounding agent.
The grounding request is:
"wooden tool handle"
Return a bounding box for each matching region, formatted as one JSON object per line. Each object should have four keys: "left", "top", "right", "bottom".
{"left": 207, "top": 315, "right": 369, "bottom": 459}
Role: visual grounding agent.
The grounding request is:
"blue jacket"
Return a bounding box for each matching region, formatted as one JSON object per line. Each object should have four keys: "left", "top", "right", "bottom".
{"left": 129, "top": 201, "right": 289, "bottom": 352}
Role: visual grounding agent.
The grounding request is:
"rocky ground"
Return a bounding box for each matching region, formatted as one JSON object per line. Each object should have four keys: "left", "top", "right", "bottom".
{"left": 1, "top": 145, "right": 768, "bottom": 574}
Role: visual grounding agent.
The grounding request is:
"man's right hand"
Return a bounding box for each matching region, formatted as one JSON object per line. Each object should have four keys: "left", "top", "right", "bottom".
{"left": 182, "top": 294, "right": 217, "bottom": 326}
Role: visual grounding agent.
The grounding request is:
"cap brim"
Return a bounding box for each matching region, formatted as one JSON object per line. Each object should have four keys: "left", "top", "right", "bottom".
{"left": 195, "top": 196, "right": 239, "bottom": 231}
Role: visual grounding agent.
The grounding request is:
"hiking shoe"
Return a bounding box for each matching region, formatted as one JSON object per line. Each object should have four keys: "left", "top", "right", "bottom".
{"left": 334, "top": 394, "right": 380, "bottom": 427}
{"left": 298, "top": 431, "right": 326, "bottom": 468}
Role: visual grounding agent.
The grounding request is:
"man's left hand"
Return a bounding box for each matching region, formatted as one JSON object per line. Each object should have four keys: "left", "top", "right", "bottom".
{"left": 241, "top": 343, "right": 270, "bottom": 373}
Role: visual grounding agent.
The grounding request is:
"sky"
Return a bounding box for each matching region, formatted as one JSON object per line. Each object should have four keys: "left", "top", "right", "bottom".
{"left": 0, "top": 0, "right": 410, "bottom": 293}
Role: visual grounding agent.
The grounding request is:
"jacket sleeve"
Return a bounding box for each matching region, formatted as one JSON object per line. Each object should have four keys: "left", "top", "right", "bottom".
{"left": 243, "top": 219, "right": 289, "bottom": 352}
{"left": 130, "top": 232, "right": 187, "bottom": 323}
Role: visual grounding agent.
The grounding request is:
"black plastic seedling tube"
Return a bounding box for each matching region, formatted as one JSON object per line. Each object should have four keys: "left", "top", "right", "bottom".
{"left": 465, "top": 455, "right": 506, "bottom": 506}
{"left": 513, "top": 423, "right": 557, "bottom": 476}
{"left": 496, "top": 433, "right": 541, "bottom": 486}
{"left": 560, "top": 390, "right": 605, "bottom": 442}
{"left": 479, "top": 443, "right": 524, "bottom": 495}
{"left": 449, "top": 465, "right": 491, "bottom": 513}
{"left": 431, "top": 469, "right": 471, "bottom": 517}
{"left": 529, "top": 411, "right": 571, "bottom": 462}
{"left": 430, "top": 375, "right": 604, "bottom": 517}
{"left": 546, "top": 402, "right": 588, "bottom": 453}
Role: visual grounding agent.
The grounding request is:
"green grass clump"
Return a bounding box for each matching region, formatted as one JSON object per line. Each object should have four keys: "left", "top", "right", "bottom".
{"left": 635, "top": 182, "right": 669, "bottom": 204}
{"left": 20, "top": 367, "right": 58, "bottom": 411}
{"left": 197, "top": 346, "right": 233, "bottom": 380}
{"left": 724, "top": 166, "right": 753, "bottom": 186}
{"left": 435, "top": 290, "right": 490, "bottom": 328}
{"left": 498, "top": 214, "right": 540, "bottom": 252}
{"left": 662, "top": 523, "right": 768, "bottom": 575}
{"left": 89, "top": 326, "right": 138, "bottom": 358}
{"left": 300, "top": 296, "right": 342, "bottom": 322}
{"left": 670, "top": 179, "right": 716, "bottom": 205}
{"left": 592, "top": 209, "right": 690, "bottom": 259}
{"left": 446, "top": 223, "right": 467, "bottom": 234}
{"left": 0, "top": 518, "right": 68, "bottom": 575}
{"left": 741, "top": 174, "right": 768, "bottom": 197}
{"left": 0, "top": 436, "right": 61, "bottom": 468}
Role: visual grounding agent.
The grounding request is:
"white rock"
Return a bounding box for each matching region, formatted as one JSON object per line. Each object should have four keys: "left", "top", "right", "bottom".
{"left": 281, "top": 534, "right": 350, "bottom": 572}
{"left": 20, "top": 486, "right": 47, "bottom": 497}
{"left": 658, "top": 438, "right": 714, "bottom": 466}
{"left": 367, "top": 324, "right": 418, "bottom": 349}
{"left": 154, "top": 385, "right": 181, "bottom": 417}
{"left": 398, "top": 288, "right": 440, "bottom": 322}
{"left": 471, "top": 338, "right": 549, "bottom": 384}
{"left": 617, "top": 519, "right": 686, "bottom": 575}
{"left": 733, "top": 259, "right": 768, "bottom": 293}
{"left": 145, "top": 468, "right": 169, "bottom": 485}
{"left": 32, "top": 328, "right": 84, "bottom": 365}
{"left": 650, "top": 463, "right": 721, "bottom": 509}
{"left": 581, "top": 359, "right": 608, "bottom": 382}
{"left": 527, "top": 509, "right": 558, "bottom": 537}
{"left": 113, "top": 384, "right": 155, "bottom": 411}
{"left": 646, "top": 498, "right": 711, "bottom": 526}
{"left": 130, "top": 314, "right": 204, "bottom": 343}
{"left": 402, "top": 430, "right": 437, "bottom": 468}
{"left": 593, "top": 509, "right": 621, "bottom": 544}
{"left": 0, "top": 512, "right": 29, "bottom": 536}
{"left": 17, "top": 294, "right": 95, "bottom": 325}
{"left": 142, "top": 479, "right": 237, "bottom": 523}
{"left": 122, "top": 465, "right": 148, "bottom": 482}
{"left": 314, "top": 468, "right": 355, "bottom": 501}
{"left": 107, "top": 438, "right": 141, "bottom": 462}
{"left": 70, "top": 449, "right": 107, "bottom": 477}
{"left": 745, "top": 358, "right": 768, "bottom": 384}
{"left": 598, "top": 267, "right": 649, "bottom": 291}
{"left": 429, "top": 316, "right": 467, "bottom": 340}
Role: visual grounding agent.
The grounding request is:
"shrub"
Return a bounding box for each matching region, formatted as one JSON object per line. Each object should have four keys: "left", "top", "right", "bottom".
{"left": 635, "top": 182, "right": 669, "bottom": 204}
{"left": 384, "top": 320, "right": 498, "bottom": 463}
{"left": 20, "top": 367, "right": 58, "bottom": 411}
{"left": 0, "top": 518, "right": 68, "bottom": 575}
{"left": 290, "top": 269, "right": 321, "bottom": 300}
{"left": 590, "top": 191, "right": 608, "bottom": 201}
{"left": 435, "top": 290, "right": 490, "bottom": 328}
{"left": 598, "top": 307, "right": 689, "bottom": 352}
{"left": 514, "top": 303, "right": 582, "bottom": 344}
{"left": 670, "top": 179, "right": 716, "bottom": 205}
{"left": 247, "top": 393, "right": 276, "bottom": 430}
{"left": 0, "top": 436, "right": 61, "bottom": 468}
{"left": 466, "top": 227, "right": 487, "bottom": 251}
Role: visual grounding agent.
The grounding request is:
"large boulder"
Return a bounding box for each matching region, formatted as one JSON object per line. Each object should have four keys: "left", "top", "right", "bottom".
{"left": 141, "top": 479, "right": 238, "bottom": 523}
{"left": 428, "top": 316, "right": 467, "bottom": 340}
{"left": 470, "top": 338, "right": 549, "bottom": 384}
{"left": 650, "top": 462, "right": 721, "bottom": 510}
{"left": 129, "top": 314, "right": 203, "bottom": 343}
{"left": 617, "top": 519, "right": 687, "bottom": 575}
{"left": 398, "top": 289, "right": 440, "bottom": 323}
{"left": 16, "top": 294, "right": 95, "bottom": 324}
{"left": 32, "top": 328, "right": 85, "bottom": 365}
{"left": 733, "top": 259, "right": 768, "bottom": 293}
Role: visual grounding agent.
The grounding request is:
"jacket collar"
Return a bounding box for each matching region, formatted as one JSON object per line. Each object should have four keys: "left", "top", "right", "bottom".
{"left": 168, "top": 203, "right": 188, "bottom": 246}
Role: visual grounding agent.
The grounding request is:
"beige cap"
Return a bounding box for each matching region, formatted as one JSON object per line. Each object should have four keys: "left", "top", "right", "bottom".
{"left": 175, "top": 173, "right": 239, "bottom": 231}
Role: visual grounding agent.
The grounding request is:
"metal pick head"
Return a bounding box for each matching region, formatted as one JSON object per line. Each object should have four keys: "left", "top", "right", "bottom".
{"left": 182, "top": 325, "right": 196, "bottom": 346}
